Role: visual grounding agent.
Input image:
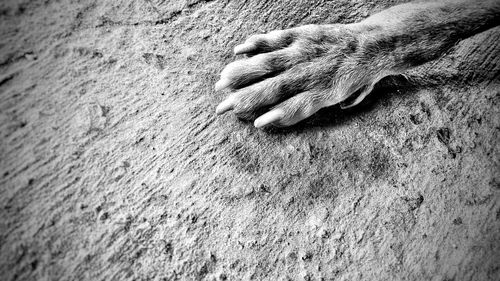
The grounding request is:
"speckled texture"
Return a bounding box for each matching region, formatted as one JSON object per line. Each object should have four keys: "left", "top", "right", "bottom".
{"left": 0, "top": 0, "right": 499, "bottom": 280}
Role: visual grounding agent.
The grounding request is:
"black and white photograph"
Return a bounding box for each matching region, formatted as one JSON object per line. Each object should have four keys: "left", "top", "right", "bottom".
{"left": 0, "top": 0, "right": 499, "bottom": 280}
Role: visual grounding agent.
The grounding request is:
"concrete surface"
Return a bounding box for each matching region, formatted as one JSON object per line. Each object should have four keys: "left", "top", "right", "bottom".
{"left": 0, "top": 0, "right": 499, "bottom": 280}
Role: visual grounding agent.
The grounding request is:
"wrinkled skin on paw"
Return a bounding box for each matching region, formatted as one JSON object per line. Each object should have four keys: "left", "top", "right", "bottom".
{"left": 215, "top": 24, "right": 394, "bottom": 128}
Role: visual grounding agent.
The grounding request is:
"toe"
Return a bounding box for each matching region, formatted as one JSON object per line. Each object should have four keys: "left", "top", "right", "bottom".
{"left": 216, "top": 45, "right": 302, "bottom": 91}
{"left": 234, "top": 29, "right": 295, "bottom": 55}
{"left": 260, "top": 90, "right": 330, "bottom": 127}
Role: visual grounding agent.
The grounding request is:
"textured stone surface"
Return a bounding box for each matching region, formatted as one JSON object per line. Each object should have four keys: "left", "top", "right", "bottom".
{"left": 0, "top": 0, "right": 499, "bottom": 280}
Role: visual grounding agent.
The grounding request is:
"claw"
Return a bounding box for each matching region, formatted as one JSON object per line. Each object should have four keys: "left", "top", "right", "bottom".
{"left": 234, "top": 43, "right": 255, "bottom": 55}
{"left": 254, "top": 109, "right": 284, "bottom": 128}
{"left": 216, "top": 97, "right": 235, "bottom": 115}
{"left": 215, "top": 78, "right": 231, "bottom": 91}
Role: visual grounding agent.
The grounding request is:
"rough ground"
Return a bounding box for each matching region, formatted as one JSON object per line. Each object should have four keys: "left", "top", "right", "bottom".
{"left": 0, "top": 0, "right": 499, "bottom": 280}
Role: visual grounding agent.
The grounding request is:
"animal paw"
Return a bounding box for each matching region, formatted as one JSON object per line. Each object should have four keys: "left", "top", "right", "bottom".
{"left": 215, "top": 24, "right": 393, "bottom": 128}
